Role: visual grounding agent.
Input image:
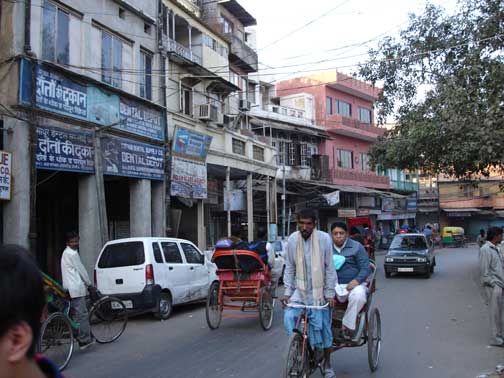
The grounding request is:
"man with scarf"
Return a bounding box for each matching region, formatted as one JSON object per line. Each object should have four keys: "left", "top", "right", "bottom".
{"left": 283, "top": 208, "right": 337, "bottom": 378}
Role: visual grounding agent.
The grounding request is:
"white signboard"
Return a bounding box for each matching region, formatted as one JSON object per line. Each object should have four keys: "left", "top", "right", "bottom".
{"left": 0, "top": 151, "right": 12, "bottom": 200}
{"left": 323, "top": 190, "right": 340, "bottom": 206}
{"left": 170, "top": 156, "right": 208, "bottom": 199}
{"left": 223, "top": 189, "right": 246, "bottom": 211}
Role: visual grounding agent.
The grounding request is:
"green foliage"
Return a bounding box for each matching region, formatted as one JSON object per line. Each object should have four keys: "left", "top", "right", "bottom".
{"left": 358, "top": 0, "right": 504, "bottom": 178}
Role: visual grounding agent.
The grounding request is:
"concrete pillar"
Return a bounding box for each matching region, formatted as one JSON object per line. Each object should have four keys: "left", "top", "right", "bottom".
{"left": 171, "top": 11, "right": 175, "bottom": 40}
{"left": 197, "top": 199, "right": 205, "bottom": 250}
{"left": 188, "top": 25, "right": 192, "bottom": 56}
{"left": 3, "top": 119, "right": 30, "bottom": 248}
{"left": 247, "top": 173, "right": 253, "bottom": 242}
{"left": 130, "top": 179, "right": 152, "bottom": 237}
{"left": 79, "top": 174, "right": 102, "bottom": 276}
{"left": 151, "top": 180, "right": 165, "bottom": 237}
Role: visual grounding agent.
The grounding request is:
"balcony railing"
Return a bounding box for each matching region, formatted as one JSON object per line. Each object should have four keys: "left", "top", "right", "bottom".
{"left": 165, "top": 38, "right": 202, "bottom": 66}
{"left": 330, "top": 168, "right": 390, "bottom": 186}
{"left": 340, "top": 116, "right": 385, "bottom": 135}
{"left": 268, "top": 104, "right": 306, "bottom": 119}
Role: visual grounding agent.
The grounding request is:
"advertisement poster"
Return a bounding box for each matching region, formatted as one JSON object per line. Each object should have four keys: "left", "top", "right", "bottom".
{"left": 101, "top": 136, "right": 164, "bottom": 181}
{"left": 172, "top": 127, "right": 212, "bottom": 162}
{"left": 0, "top": 151, "right": 12, "bottom": 200}
{"left": 36, "top": 126, "right": 94, "bottom": 173}
{"left": 382, "top": 197, "right": 394, "bottom": 212}
{"left": 170, "top": 156, "right": 208, "bottom": 199}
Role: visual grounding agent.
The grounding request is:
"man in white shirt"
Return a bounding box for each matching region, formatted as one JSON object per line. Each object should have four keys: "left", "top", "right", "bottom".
{"left": 61, "top": 231, "right": 95, "bottom": 349}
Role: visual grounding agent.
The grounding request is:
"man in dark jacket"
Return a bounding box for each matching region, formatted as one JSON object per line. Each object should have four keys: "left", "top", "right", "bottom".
{"left": 331, "top": 222, "right": 371, "bottom": 340}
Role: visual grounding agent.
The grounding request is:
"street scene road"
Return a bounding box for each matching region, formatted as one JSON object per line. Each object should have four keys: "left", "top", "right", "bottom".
{"left": 66, "top": 246, "right": 503, "bottom": 378}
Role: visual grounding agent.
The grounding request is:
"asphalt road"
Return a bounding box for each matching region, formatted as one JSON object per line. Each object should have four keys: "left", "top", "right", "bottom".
{"left": 66, "top": 245, "right": 504, "bottom": 378}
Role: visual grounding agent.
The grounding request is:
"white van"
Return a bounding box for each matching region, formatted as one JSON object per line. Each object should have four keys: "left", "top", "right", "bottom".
{"left": 94, "top": 237, "right": 217, "bottom": 320}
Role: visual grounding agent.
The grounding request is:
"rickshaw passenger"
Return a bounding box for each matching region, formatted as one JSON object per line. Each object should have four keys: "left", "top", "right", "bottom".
{"left": 330, "top": 222, "right": 371, "bottom": 340}
{"left": 283, "top": 209, "right": 337, "bottom": 378}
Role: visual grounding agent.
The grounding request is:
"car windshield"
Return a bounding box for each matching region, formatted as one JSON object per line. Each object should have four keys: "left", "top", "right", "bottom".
{"left": 390, "top": 235, "right": 427, "bottom": 251}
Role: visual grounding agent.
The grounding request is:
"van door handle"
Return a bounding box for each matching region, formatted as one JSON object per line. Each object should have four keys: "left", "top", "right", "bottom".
{"left": 133, "top": 268, "right": 143, "bottom": 271}
{"left": 168, "top": 266, "right": 174, "bottom": 271}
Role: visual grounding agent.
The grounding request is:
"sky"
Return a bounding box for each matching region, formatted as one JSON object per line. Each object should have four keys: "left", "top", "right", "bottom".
{"left": 238, "top": 0, "right": 458, "bottom": 84}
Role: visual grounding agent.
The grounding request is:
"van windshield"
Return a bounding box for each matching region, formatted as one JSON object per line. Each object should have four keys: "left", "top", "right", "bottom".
{"left": 98, "top": 242, "right": 145, "bottom": 268}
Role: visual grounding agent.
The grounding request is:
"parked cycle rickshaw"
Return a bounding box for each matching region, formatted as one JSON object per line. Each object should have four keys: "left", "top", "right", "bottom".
{"left": 39, "top": 272, "right": 128, "bottom": 371}
{"left": 283, "top": 261, "right": 381, "bottom": 377}
{"left": 206, "top": 249, "right": 275, "bottom": 330}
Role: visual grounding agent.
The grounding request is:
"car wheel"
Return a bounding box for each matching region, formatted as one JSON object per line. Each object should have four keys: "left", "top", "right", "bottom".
{"left": 430, "top": 260, "right": 435, "bottom": 273}
{"left": 424, "top": 266, "right": 431, "bottom": 279}
{"left": 154, "top": 292, "right": 172, "bottom": 320}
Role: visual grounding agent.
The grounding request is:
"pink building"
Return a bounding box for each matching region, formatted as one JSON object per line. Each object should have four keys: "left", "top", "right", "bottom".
{"left": 276, "top": 71, "right": 390, "bottom": 189}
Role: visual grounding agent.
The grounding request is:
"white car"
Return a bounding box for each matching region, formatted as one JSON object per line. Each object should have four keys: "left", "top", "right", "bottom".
{"left": 271, "top": 240, "right": 288, "bottom": 283}
{"left": 94, "top": 237, "right": 217, "bottom": 320}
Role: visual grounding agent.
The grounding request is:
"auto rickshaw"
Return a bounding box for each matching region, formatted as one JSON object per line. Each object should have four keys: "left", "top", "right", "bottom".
{"left": 441, "top": 226, "right": 465, "bottom": 247}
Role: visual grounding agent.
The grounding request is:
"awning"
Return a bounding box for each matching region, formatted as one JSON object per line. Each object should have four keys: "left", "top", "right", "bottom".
{"left": 443, "top": 208, "right": 481, "bottom": 212}
{"left": 417, "top": 207, "right": 438, "bottom": 213}
{"left": 294, "top": 180, "right": 407, "bottom": 198}
{"left": 219, "top": 0, "right": 257, "bottom": 26}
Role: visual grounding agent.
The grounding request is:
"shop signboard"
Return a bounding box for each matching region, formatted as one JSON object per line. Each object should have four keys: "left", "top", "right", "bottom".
{"left": 19, "top": 59, "right": 164, "bottom": 138}
{"left": 170, "top": 156, "right": 208, "bottom": 199}
{"left": 101, "top": 136, "right": 164, "bottom": 181}
{"left": 406, "top": 198, "right": 417, "bottom": 211}
{"left": 382, "top": 197, "right": 394, "bottom": 212}
{"left": 223, "top": 189, "right": 246, "bottom": 211}
{"left": 0, "top": 151, "right": 12, "bottom": 200}
{"left": 338, "top": 209, "right": 357, "bottom": 218}
{"left": 378, "top": 213, "right": 416, "bottom": 221}
{"left": 172, "top": 127, "right": 212, "bottom": 162}
{"left": 357, "top": 209, "right": 370, "bottom": 217}
{"left": 36, "top": 126, "right": 94, "bottom": 173}
{"left": 118, "top": 97, "right": 164, "bottom": 141}
{"left": 323, "top": 191, "right": 340, "bottom": 206}
{"left": 359, "top": 196, "right": 375, "bottom": 208}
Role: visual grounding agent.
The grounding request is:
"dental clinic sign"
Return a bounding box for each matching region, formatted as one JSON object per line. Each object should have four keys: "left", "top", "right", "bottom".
{"left": 0, "top": 151, "right": 12, "bottom": 200}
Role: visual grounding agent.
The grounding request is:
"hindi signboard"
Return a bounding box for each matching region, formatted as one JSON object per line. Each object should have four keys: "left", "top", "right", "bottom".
{"left": 118, "top": 97, "right": 164, "bottom": 141}
{"left": 36, "top": 126, "right": 94, "bottom": 173}
{"left": 0, "top": 151, "right": 12, "bottom": 200}
{"left": 101, "top": 136, "right": 164, "bottom": 181}
{"left": 170, "top": 156, "right": 208, "bottom": 199}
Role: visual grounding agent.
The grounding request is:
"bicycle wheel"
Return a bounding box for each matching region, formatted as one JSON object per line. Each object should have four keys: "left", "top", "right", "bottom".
{"left": 283, "top": 333, "right": 308, "bottom": 378}
{"left": 367, "top": 307, "right": 382, "bottom": 372}
{"left": 38, "top": 312, "right": 74, "bottom": 371}
{"left": 206, "top": 281, "right": 222, "bottom": 330}
{"left": 89, "top": 296, "right": 128, "bottom": 344}
{"left": 259, "top": 287, "right": 275, "bottom": 331}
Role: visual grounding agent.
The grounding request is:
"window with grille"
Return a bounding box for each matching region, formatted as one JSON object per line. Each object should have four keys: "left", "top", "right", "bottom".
{"left": 232, "top": 139, "right": 245, "bottom": 155}
{"left": 360, "top": 153, "right": 371, "bottom": 171}
{"left": 102, "top": 31, "right": 123, "bottom": 88}
{"left": 42, "top": 1, "right": 69, "bottom": 65}
{"left": 180, "top": 86, "right": 192, "bottom": 116}
{"left": 277, "top": 141, "right": 285, "bottom": 165}
{"left": 253, "top": 145, "right": 264, "bottom": 161}
{"left": 359, "top": 107, "right": 371, "bottom": 123}
{"left": 326, "top": 96, "right": 333, "bottom": 115}
{"left": 139, "top": 51, "right": 152, "bottom": 100}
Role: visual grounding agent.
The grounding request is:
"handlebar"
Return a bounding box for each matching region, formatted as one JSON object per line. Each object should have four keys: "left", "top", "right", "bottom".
{"left": 285, "top": 303, "right": 330, "bottom": 310}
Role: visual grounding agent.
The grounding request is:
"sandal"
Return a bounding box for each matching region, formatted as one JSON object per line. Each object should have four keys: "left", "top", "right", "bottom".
{"left": 324, "top": 368, "right": 336, "bottom": 378}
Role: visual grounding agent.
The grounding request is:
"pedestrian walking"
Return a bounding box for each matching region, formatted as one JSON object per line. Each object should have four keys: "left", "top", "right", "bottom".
{"left": 60, "top": 231, "right": 95, "bottom": 350}
{"left": 479, "top": 227, "right": 504, "bottom": 346}
{"left": 0, "top": 244, "right": 65, "bottom": 378}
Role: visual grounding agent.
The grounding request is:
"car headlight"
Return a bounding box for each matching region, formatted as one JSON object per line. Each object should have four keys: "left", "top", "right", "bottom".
{"left": 385, "top": 257, "right": 394, "bottom": 262}
{"left": 417, "top": 257, "right": 427, "bottom": 262}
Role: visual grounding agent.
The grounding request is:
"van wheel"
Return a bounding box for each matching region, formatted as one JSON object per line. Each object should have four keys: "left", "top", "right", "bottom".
{"left": 154, "top": 292, "right": 172, "bottom": 320}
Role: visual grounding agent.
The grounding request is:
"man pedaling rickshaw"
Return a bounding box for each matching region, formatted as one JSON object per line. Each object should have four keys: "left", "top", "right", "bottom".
{"left": 330, "top": 222, "right": 372, "bottom": 340}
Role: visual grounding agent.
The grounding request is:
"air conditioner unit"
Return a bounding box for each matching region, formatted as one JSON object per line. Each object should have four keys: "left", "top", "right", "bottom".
{"left": 198, "top": 104, "right": 219, "bottom": 122}
{"left": 239, "top": 99, "right": 251, "bottom": 111}
{"left": 223, "top": 114, "right": 237, "bottom": 128}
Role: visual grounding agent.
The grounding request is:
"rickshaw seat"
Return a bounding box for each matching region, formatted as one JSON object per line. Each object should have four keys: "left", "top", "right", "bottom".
{"left": 212, "top": 249, "right": 269, "bottom": 274}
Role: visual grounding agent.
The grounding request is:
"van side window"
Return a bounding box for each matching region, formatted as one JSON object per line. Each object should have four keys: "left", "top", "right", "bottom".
{"left": 152, "top": 242, "right": 164, "bottom": 263}
{"left": 180, "top": 243, "right": 204, "bottom": 264}
{"left": 161, "top": 242, "right": 183, "bottom": 263}
{"left": 98, "top": 241, "right": 145, "bottom": 268}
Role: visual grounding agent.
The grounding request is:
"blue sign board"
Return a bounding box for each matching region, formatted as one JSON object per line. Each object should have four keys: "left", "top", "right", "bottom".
{"left": 172, "top": 127, "right": 212, "bottom": 162}
{"left": 101, "top": 136, "right": 164, "bottom": 181}
{"left": 118, "top": 97, "right": 165, "bottom": 141}
{"left": 36, "top": 126, "right": 95, "bottom": 173}
{"left": 19, "top": 59, "right": 165, "bottom": 141}
{"left": 407, "top": 199, "right": 417, "bottom": 211}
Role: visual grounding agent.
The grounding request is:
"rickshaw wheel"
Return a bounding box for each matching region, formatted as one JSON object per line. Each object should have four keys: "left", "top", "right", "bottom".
{"left": 38, "top": 312, "right": 74, "bottom": 371}
{"left": 283, "top": 333, "right": 308, "bottom": 378}
{"left": 367, "top": 307, "right": 381, "bottom": 372}
{"left": 259, "top": 287, "right": 274, "bottom": 331}
{"left": 205, "top": 281, "right": 222, "bottom": 330}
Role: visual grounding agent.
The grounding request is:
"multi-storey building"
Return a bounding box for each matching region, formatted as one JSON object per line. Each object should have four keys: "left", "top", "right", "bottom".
{"left": 160, "top": 0, "right": 276, "bottom": 249}
{"left": 0, "top": 0, "right": 167, "bottom": 277}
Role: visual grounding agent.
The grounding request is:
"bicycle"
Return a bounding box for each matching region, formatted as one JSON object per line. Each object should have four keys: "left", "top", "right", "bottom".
{"left": 38, "top": 272, "right": 128, "bottom": 371}
{"left": 283, "top": 302, "right": 330, "bottom": 377}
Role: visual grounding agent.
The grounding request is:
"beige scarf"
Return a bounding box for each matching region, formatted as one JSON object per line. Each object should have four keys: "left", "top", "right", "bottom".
{"left": 295, "top": 229, "right": 324, "bottom": 305}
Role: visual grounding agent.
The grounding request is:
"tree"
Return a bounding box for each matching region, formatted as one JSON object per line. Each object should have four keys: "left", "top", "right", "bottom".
{"left": 358, "top": 0, "right": 504, "bottom": 178}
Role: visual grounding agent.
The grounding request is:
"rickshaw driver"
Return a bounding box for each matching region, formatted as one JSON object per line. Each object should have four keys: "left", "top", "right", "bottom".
{"left": 282, "top": 208, "right": 338, "bottom": 378}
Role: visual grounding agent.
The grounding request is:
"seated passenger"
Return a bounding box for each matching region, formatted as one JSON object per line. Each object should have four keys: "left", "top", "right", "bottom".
{"left": 331, "top": 222, "right": 371, "bottom": 340}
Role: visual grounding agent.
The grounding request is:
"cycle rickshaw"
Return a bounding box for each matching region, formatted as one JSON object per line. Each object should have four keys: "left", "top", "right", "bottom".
{"left": 38, "top": 272, "right": 128, "bottom": 371}
{"left": 283, "top": 261, "right": 381, "bottom": 377}
{"left": 205, "top": 249, "right": 276, "bottom": 330}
